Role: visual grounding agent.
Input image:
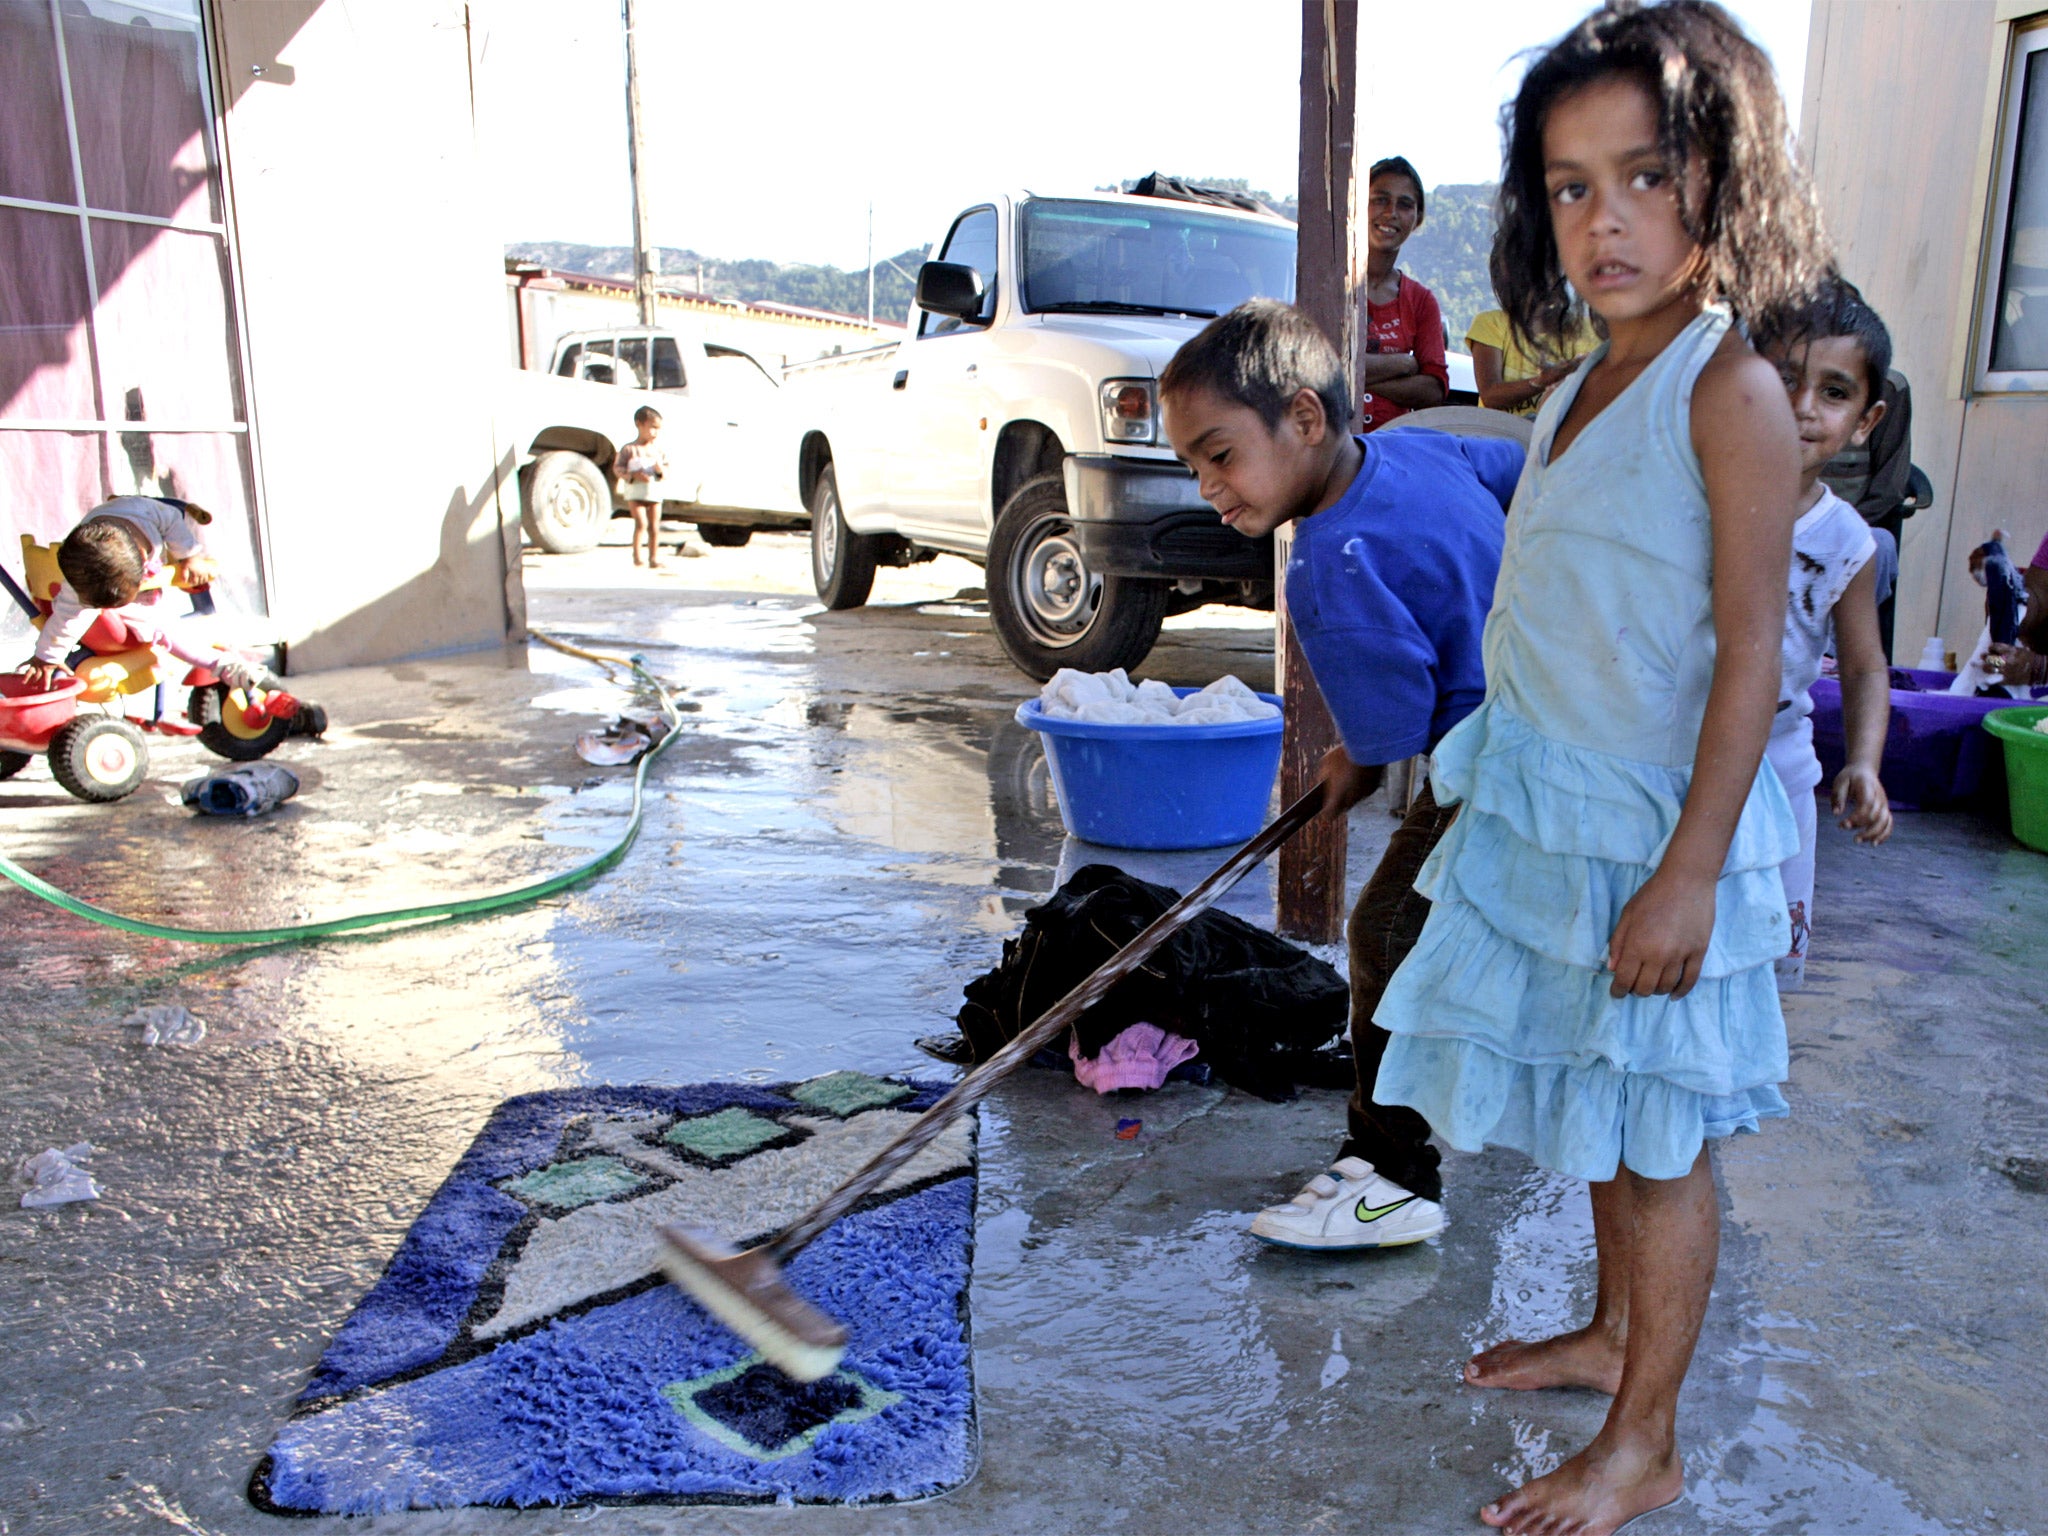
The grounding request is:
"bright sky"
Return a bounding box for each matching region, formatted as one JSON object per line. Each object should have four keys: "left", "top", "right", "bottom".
{"left": 472, "top": 0, "right": 1811, "bottom": 270}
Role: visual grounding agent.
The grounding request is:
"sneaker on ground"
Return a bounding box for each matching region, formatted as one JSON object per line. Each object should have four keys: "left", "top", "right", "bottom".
{"left": 1248, "top": 1156, "right": 1445, "bottom": 1250}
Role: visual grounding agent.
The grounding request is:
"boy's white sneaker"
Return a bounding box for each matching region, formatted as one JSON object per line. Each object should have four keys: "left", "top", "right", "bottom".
{"left": 1248, "top": 1157, "right": 1444, "bottom": 1250}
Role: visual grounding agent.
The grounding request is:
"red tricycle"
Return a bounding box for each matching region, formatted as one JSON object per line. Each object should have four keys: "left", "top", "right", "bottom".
{"left": 1, "top": 537, "right": 325, "bottom": 803}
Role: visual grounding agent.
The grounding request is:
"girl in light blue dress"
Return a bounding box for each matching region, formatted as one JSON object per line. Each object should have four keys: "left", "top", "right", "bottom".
{"left": 1368, "top": 5, "right": 1833, "bottom": 1533}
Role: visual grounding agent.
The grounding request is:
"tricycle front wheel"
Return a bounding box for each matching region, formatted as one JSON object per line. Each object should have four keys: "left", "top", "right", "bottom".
{"left": 192, "top": 684, "right": 293, "bottom": 761}
{"left": 48, "top": 717, "right": 149, "bottom": 802}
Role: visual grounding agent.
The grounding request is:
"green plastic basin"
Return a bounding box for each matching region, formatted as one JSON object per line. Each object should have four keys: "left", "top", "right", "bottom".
{"left": 1982, "top": 706, "right": 2048, "bottom": 853}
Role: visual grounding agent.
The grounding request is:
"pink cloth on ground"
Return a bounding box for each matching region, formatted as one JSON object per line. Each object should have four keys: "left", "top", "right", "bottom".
{"left": 1069, "top": 1023, "right": 1199, "bottom": 1093}
{"left": 2031, "top": 532, "right": 2048, "bottom": 572}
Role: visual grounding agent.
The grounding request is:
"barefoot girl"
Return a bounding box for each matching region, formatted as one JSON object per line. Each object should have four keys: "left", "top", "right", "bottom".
{"left": 1369, "top": 4, "right": 1830, "bottom": 1531}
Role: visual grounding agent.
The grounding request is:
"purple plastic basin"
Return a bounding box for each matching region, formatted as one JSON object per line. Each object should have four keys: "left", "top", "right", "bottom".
{"left": 1810, "top": 666, "right": 2010, "bottom": 811}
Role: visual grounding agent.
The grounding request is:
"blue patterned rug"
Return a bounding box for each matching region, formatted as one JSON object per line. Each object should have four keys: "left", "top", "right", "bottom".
{"left": 250, "top": 1075, "right": 976, "bottom": 1512}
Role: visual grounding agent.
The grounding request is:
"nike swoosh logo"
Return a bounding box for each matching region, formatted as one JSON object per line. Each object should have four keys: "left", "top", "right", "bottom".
{"left": 1355, "top": 1196, "right": 1415, "bottom": 1223}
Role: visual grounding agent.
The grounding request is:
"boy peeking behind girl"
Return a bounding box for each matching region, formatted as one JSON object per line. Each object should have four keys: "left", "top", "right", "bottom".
{"left": 1754, "top": 277, "right": 1896, "bottom": 987}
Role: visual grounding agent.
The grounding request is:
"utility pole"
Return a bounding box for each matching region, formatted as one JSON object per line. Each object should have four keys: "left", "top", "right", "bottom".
{"left": 867, "top": 202, "right": 876, "bottom": 329}
{"left": 1276, "top": 0, "right": 1358, "bottom": 944}
{"left": 623, "top": 0, "right": 658, "bottom": 326}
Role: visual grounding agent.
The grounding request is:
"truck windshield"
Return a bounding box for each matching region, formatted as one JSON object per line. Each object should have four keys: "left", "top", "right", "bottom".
{"left": 1021, "top": 199, "right": 1296, "bottom": 319}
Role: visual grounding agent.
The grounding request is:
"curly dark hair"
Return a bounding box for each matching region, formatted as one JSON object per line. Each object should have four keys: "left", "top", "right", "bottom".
{"left": 1490, "top": 0, "right": 1831, "bottom": 354}
{"left": 1752, "top": 273, "right": 1893, "bottom": 407}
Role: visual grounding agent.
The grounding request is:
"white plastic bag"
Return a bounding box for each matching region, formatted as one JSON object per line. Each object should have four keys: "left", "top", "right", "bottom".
{"left": 124, "top": 1003, "right": 206, "bottom": 1047}
{"left": 20, "top": 1143, "right": 98, "bottom": 1208}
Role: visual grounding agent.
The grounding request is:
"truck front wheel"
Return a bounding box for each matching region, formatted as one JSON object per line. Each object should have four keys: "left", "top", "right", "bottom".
{"left": 520, "top": 450, "right": 611, "bottom": 554}
{"left": 987, "top": 474, "right": 1167, "bottom": 682}
{"left": 810, "top": 465, "right": 878, "bottom": 610}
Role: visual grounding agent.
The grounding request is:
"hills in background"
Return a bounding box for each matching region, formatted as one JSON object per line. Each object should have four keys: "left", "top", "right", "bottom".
{"left": 1398, "top": 183, "right": 1501, "bottom": 347}
{"left": 507, "top": 178, "right": 1502, "bottom": 345}
{"left": 506, "top": 241, "right": 929, "bottom": 324}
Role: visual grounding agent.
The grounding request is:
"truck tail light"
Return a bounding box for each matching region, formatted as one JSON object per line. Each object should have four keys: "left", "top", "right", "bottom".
{"left": 1100, "top": 378, "right": 1157, "bottom": 444}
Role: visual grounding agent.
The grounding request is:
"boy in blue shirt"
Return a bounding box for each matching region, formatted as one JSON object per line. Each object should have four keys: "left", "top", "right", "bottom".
{"left": 1161, "top": 299, "right": 1521, "bottom": 1250}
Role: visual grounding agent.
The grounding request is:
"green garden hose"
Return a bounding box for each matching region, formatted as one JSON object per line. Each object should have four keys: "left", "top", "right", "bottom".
{"left": 0, "top": 633, "right": 679, "bottom": 945}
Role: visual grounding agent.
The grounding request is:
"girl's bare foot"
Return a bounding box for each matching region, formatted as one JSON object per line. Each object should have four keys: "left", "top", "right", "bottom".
{"left": 1465, "top": 1324, "right": 1626, "bottom": 1393}
{"left": 1480, "top": 1430, "right": 1683, "bottom": 1535}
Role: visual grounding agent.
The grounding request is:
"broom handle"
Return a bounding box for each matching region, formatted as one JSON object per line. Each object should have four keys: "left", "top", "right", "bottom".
{"left": 767, "top": 782, "right": 1327, "bottom": 1263}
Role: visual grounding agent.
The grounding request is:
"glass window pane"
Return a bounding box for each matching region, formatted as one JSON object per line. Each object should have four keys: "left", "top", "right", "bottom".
{"left": 0, "top": 429, "right": 106, "bottom": 655}
{"left": 0, "top": 429, "right": 105, "bottom": 539}
{"left": 0, "top": 0, "right": 76, "bottom": 205}
{"left": 124, "top": 431, "right": 262, "bottom": 615}
{"left": 616, "top": 335, "right": 649, "bottom": 389}
{"left": 651, "top": 336, "right": 686, "bottom": 390}
{"left": 90, "top": 221, "right": 242, "bottom": 424}
{"left": 1990, "top": 46, "right": 2048, "bottom": 375}
{"left": 0, "top": 205, "right": 98, "bottom": 421}
{"left": 61, "top": 0, "right": 217, "bottom": 223}
{"left": 1021, "top": 199, "right": 1297, "bottom": 316}
{"left": 556, "top": 342, "right": 582, "bottom": 377}
{"left": 923, "top": 207, "right": 998, "bottom": 337}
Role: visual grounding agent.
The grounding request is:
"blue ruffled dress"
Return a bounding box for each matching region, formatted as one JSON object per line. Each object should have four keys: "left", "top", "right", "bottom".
{"left": 1371, "top": 307, "right": 1799, "bottom": 1183}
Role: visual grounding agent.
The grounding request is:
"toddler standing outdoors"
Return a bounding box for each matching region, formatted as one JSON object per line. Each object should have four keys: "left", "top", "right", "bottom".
{"left": 615, "top": 406, "right": 669, "bottom": 569}
{"left": 1366, "top": 4, "right": 1833, "bottom": 1531}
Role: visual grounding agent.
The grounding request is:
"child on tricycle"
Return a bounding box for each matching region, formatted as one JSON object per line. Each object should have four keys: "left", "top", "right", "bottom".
{"left": 2, "top": 496, "right": 323, "bottom": 802}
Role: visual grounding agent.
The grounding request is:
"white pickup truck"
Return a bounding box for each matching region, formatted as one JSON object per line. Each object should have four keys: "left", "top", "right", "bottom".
{"left": 787, "top": 187, "right": 1474, "bottom": 679}
{"left": 503, "top": 327, "right": 804, "bottom": 553}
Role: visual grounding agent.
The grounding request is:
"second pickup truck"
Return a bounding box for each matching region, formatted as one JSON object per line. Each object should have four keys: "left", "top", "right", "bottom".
{"left": 786, "top": 187, "right": 1302, "bottom": 680}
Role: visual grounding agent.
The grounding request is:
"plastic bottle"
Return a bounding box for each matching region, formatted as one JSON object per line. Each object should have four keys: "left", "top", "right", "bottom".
{"left": 1917, "top": 636, "right": 1948, "bottom": 672}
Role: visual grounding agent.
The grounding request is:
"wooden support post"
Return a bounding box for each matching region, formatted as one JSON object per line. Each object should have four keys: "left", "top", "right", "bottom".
{"left": 1276, "top": 0, "right": 1359, "bottom": 945}
{"left": 623, "top": 0, "right": 659, "bottom": 327}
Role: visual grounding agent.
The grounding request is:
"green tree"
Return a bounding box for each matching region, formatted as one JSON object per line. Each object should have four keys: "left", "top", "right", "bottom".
{"left": 1397, "top": 183, "right": 1500, "bottom": 348}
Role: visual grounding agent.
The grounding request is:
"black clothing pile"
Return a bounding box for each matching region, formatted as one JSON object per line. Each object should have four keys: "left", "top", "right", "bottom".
{"left": 953, "top": 865, "right": 1351, "bottom": 1101}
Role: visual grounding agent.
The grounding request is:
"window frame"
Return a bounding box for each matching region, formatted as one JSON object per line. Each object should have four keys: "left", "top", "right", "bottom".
{"left": 0, "top": 0, "right": 246, "bottom": 432}
{"left": 651, "top": 334, "right": 689, "bottom": 392}
{"left": 1, "top": 0, "right": 270, "bottom": 605}
{"left": 616, "top": 333, "right": 651, "bottom": 391}
{"left": 1972, "top": 17, "right": 2048, "bottom": 394}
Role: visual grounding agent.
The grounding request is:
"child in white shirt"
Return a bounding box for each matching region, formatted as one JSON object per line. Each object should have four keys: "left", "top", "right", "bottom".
{"left": 1758, "top": 280, "right": 1896, "bottom": 988}
{"left": 615, "top": 407, "right": 669, "bottom": 569}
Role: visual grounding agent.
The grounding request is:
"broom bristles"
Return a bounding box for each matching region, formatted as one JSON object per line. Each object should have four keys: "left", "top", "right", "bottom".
{"left": 658, "top": 1226, "right": 848, "bottom": 1383}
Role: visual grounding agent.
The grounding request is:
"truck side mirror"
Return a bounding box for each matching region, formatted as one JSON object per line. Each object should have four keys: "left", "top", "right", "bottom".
{"left": 916, "top": 261, "right": 986, "bottom": 321}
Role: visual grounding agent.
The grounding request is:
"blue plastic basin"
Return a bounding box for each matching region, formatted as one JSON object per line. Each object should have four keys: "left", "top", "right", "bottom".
{"left": 1016, "top": 687, "right": 1284, "bottom": 849}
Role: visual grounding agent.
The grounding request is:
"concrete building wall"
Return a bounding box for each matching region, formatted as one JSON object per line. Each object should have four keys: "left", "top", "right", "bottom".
{"left": 1802, "top": 0, "right": 2048, "bottom": 659}
{"left": 214, "top": 1, "right": 523, "bottom": 670}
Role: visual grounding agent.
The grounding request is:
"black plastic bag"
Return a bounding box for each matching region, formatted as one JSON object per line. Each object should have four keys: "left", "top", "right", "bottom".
{"left": 956, "top": 865, "right": 1350, "bottom": 1101}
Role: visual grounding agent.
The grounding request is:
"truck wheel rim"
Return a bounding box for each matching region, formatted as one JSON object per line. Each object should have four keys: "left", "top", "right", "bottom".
{"left": 87, "top": 731, "right": 138, "bottom": 783}
{"left": 1011, "top": 515, "right": 1099, "bottom": 646}
{"left": 550, "top": 477, "right": 599, "bottom": 530}
{"left": 815, "top": 485, "right": 839, "bottom": 577}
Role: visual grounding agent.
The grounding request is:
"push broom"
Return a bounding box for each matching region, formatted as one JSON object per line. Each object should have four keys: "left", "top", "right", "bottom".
{"left": 660, "top": 781, "right": 1327, "bottom": 1380}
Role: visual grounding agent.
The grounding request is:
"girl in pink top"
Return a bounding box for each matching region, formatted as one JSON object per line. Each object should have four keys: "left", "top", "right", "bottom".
{"left": 1354, "top": 155, "right": 1450, "bottom": 431}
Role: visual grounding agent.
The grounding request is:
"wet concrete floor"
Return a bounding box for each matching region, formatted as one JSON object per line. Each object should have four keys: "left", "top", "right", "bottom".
{"left": 2, "top": 531, "right": 2045, "bottom": 1535}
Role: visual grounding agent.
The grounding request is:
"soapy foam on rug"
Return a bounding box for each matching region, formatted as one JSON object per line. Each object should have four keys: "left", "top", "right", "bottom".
{"left": 251, "top": 1077, "right": 975, "bottom": 1512}
{"left": 1037, "top": 668, "right": 1278, "bottom": 726}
